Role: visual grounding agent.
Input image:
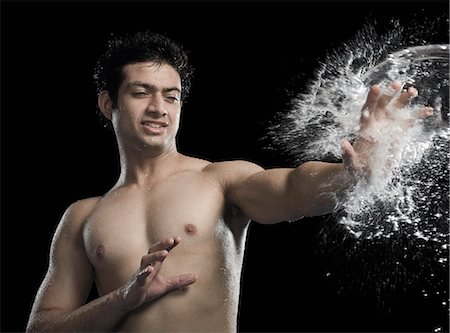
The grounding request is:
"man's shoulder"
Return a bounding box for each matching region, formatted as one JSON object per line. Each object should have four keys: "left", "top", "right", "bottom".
{"left": 204, "top": 159, "right": 264, "bottom": 174}
{"left": 60, "top": 196, "right": 102, "bottom": 227}
{"left": 49, "top": 196, "right": 103, "bottom": 242}
{"left": 201, "top": 159, "right": 265, "bottom": 188}
{"left": 68, "top": 196, "right": 102, "bottom": 212}
{"left": 179, "top": 154, "right": 262, "bottom": 171}
{"left": 178, "top": 154, "right": 265, "bottom": 185}
{"left": 181, "top": 154, "right": 212, "bottom": 169}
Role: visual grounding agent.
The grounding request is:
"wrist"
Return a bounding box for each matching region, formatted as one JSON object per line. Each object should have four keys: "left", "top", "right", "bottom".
{"left": 115, "top": 284, "right": 133, "bottom": 315}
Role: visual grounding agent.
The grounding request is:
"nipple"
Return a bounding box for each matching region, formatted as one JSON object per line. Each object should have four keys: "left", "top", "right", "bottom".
{"left": 95, "top": 245, "right": 105, "bottom": 258}
{"left": 184, "top": 224, "right": 197, "bottom": 235}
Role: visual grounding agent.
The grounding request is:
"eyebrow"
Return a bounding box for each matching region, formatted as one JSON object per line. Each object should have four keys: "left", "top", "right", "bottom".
{"left": 127, "top": 81, "right": 181, "bottom": 94}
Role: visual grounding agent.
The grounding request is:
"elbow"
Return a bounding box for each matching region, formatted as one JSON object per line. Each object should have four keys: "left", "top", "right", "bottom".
{"left": 26, "top": 311, "right": 59, "bottom": 333}
{"left": 297, "top": 189, "right": 341, "bottom": 217}
{"left": 26, "top": 318, "right": 48, "bottom": 333}
{"left": 26, "top": 313, "right": 39, "bottom": 333}
{"left": 26, "top": 320, "right": 58, "bottom": 333}
{"left": 296, "top": 200, "right": 337, "bottom": 218}
{"left": 251, "top": 208, "right": 307, "bottom": 225}
{"left": 26, "top": 320, "right": 40, "bottom": 333}
{"left": 281, "top": 201, "right": 336, "bottom": 221}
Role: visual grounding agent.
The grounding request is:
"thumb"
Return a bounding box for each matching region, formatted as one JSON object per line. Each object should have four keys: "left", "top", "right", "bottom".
{"left": 166, "top": 273, "right": 197, "bottom": 292}
{"left": 340, "top": 139, "right": 357, "bottom": 168}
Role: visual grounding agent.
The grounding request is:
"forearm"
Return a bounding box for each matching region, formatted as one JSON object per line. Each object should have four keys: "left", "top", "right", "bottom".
{"left": 236, "top": 161, "right": 355, "bottom": 224}
{"left": 287, "top": 160, "right": 354, "bottom": 217}
{"left": 26, "top": 288, "right": 129, "bottom": 333}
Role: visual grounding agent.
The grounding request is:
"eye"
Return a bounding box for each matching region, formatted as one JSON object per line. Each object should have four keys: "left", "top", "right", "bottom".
{"left": 132, "top": 91, "right": 148, "bottom": 97}
{"left": 165, "top": 95, "right": 180, "bottom": 103}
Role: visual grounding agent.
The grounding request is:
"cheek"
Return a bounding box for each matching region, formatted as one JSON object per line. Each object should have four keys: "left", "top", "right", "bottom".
{"left": 112, "top": 110, "right": 138, "bottom": 134}
{"left": 170, "top": 109, "right": 182, "bottom": 128}
{"left": 173, "top": 112, "right": 181, "bottom": 124}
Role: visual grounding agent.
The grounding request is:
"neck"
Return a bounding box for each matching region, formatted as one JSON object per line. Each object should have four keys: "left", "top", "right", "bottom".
{"left": 114, "top": 145, "right": 182, "bottom": 188}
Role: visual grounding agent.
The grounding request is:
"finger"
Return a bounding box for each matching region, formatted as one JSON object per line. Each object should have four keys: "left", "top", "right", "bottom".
{"left": 415, "top": 106, "right": 434, "bottom": 118}
{"left": 137, "top": 265, "right": 154, "bottom": 287}
{"left": 405, "top": 106, "right": 434, "bottom": 128}
{"left": 390, "top": 81, "right": 403, "bottom": 91}
{"left": 148, "top": 236, "right": 181, "bottom": 253}
{"left": 410, "top": 106, "right": 434, "bottom": 122}
{"left": 165, "top": 273, "right": 197, "bottom": 292}
{"left": 393, "top": 86, "right": 418, "bottom": 109}
{"left": 141, "top": 250, "right": 168, "bottom": 268}
{"left": 361, "top": 85, "right": 380, "bottom": 122}
{"left": 377, "top": 81, "right": 402, "bottom": 110}
{"left": 165, "top": 236, "right": 181, "bottom": 252}
{"left": 340, "top": 139, "right": 357, "bottom": 168}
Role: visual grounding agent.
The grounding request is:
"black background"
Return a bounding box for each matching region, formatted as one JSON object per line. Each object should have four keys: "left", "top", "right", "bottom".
{"left": 1, "top": 1, "right": 449, "bottom": 332}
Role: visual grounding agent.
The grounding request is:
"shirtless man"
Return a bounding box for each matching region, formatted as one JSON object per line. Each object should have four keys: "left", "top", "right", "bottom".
{"left": 26, "top": 31, "right": 430, "bottom": 332}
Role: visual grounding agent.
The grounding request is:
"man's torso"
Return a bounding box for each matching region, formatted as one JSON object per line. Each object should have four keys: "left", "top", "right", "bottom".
{"left": 81, "top": 158, "right": 251, "bottom": 331}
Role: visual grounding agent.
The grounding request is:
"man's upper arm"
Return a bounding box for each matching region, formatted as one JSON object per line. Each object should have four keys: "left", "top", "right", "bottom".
{"left": 30, "top": 198, "right": 98, "bottom": 314}
{"left": 213, "top": 160, "right": 310, "bottom": 224}
{"left": 208, "top": 160, "right": 289, "bottom": 223}
{"left": 228, "top": 166, "right": 299, "bottom": 224}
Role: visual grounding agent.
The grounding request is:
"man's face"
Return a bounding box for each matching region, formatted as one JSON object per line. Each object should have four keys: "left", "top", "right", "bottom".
{"left": 112, "top": 62, "right": 182, "bottom": 154}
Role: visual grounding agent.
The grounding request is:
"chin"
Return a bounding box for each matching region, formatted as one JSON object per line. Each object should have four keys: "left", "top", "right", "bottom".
{"left": 142, "top": 138, "right": 174, "bottom": 152}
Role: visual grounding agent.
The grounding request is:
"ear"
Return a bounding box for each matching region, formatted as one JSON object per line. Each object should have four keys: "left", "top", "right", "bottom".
{"left": 98, "top": 91, "right": 114, "bottom": 120}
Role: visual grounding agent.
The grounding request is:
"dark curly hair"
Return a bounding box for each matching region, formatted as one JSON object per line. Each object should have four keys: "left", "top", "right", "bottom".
{"left": 93, "top": 30, "right": 194, "bottom": 127}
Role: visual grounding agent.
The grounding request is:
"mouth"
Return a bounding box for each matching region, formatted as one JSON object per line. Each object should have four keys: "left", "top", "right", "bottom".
{"left": 141, "top": 121, "right": 168, "bottom": 134}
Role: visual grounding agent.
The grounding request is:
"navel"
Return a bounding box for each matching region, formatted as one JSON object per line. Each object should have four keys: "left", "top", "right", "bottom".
{"left": 184, "top": 223, "right": 197, "bottom": 235}
{"left": 95, "top": 245, "right": 106, "bottom": 259}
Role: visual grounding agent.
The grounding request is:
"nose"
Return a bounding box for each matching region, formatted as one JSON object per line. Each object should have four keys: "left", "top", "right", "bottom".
{"left": 146, "top": 93, "right": 167, "bottom": 116}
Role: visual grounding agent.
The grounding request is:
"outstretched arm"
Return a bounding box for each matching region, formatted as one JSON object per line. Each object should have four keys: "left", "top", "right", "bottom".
{"left": 227, "top": 161, "right": 349, "bottom": 223}
{"left": 26, "top": 200, "right": 196, "bottom": 333}
{"left": 227, "top": 82, "right": 431, "bottom": 223}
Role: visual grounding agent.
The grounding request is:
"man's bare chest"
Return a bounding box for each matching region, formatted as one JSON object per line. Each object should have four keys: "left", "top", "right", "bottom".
{"left": 82, "top": 174, "right": 225, "bottom": 270}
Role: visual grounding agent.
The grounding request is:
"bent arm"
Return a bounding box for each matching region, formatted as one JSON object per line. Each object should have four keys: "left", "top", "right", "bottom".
{"left": 26, "top": 199, "right": 129, "bottom": 332}
{"left": 27, "top": 288, "right": 128, "bottom": 332}
{"left": 27, "top": 200, "right": 197, "bottom": 332}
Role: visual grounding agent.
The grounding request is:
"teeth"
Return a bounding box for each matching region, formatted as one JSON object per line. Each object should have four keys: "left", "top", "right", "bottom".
{"left": 143, "top": 122, "right": 163, "bottom": 128}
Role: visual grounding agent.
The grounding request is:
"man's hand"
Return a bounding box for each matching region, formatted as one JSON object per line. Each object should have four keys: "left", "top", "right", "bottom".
{"left": 119, "top": 236, "right": 197, "bottom": 311}
{"left": 340, "top": 81, "right": 433, "bottom": 178}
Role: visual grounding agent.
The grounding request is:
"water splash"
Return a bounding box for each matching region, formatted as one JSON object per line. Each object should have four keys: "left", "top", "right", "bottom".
{"left": 265, "top": 21, "right": 449, "bottom": 328}
{"left": 267, "top": 23, "right": 449, "bottom": 251}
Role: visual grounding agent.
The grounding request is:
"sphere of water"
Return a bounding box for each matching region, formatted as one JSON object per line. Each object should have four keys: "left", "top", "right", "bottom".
{"left": 362, "top": 44, "right": 449, "bottom": 131}
{"left": 338, "top": 45, "right": 449, "bottom": 240}
{"left": 269, "top": 43, "right": 449, "bottom": 246}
